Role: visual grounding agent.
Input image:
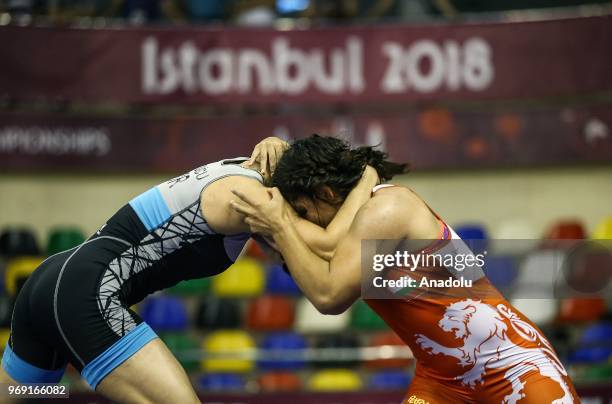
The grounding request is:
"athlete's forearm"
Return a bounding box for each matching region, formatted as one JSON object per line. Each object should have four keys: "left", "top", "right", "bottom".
{"left": 295, "top": 166, "right": 378, "bottom": 259}
{"left": 273, "top": 218, "right": 338, "bottom": 311}
{"left": 322, "top": 166, "right": 378, "bottom": 245}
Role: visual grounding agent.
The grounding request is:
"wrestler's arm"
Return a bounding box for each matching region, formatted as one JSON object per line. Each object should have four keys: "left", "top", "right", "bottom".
{"left": 231, "top": 187, "right": 440, "bottom": 313}
{"left": 271, "top": 193, "right": 410, "bottom": 314}
{"left": 204, "top": 173, "right": 376, "bottom": 260}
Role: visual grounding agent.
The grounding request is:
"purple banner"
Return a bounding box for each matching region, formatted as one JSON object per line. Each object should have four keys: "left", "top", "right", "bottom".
{"left": 1, "top": 104, "right": 611, "bottom": 172}
{"left": 0, "top": 16, "right": 611, "bottom": 104}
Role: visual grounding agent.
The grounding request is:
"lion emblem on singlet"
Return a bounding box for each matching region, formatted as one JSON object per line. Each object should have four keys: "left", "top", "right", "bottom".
{"left": 415, "top": 299, "right": 573, "bottom": 404}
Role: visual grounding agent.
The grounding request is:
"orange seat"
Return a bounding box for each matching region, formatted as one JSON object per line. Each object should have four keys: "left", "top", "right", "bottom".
{"left": 247, "top": 295, "right": 295, "bottom": 331}
{"left": 258, "top": 371, "right": 302, "bottom": 392}
{"left": 365, "top": 331, "right": 414, "bottom": 369}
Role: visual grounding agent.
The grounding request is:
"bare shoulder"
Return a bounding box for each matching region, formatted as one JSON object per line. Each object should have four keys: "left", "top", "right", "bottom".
{"left": 201, "top": 175, "right": 266, "bottom": 234}
{"left": 351, "top": 185, "right": 439, "bottom": 239}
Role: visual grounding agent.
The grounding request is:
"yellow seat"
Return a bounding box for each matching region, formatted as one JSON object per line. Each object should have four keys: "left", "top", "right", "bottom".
{"left": 212, "top": 258, "right": 264, "bottom": 297}
{"left": 0, "top": 329, "right": 10, "bottom": 350}
{"left": 5, "top": 256, "right": 44, "bottom": 296}
{"left": 202, "top": 331, "right": 255, "bottom": 373}
{"left": 592, "top": 217, "right": 612, "bottom": 239}
{"left": 309, "top": 369, "right": 363, "bottom": 391}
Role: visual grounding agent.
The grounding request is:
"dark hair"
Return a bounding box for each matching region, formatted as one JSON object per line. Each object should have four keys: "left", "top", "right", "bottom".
{"left": 272, "top": 135, "right": 410, "bottom": 202}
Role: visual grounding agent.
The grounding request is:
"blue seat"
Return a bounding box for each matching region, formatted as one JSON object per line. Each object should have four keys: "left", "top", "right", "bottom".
{"left": 258, "top": 332, "right": 307, "bottom": 371}
{"left": 140, "top": 295, "right": 188, "bottom": 331}
{"left": 266, "top": 264, "right": 301, "bottom": 295}
{"left": 484, "top": 255, "right": 518, "bottom": 291}
{"left": 197, "top": 373, "right": 245, "bottom": 391}
{"left": 568, "top": 346, "right": 612, "bottom": 364}
{"left": 580, "top": 323, "right": 612, "bottom": 345}
{"left": 454, "top": 224, "right": 488, "bottom": 253}
{"left": 369, "top": 370, "right": 412, "bottom": 390}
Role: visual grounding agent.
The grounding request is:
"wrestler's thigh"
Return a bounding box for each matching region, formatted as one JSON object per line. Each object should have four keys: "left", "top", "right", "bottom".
{"left": 96, "top": 338, "right": 199, "bottom": 404}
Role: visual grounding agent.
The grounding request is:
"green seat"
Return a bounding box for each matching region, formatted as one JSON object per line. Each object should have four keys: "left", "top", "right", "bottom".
{"left": 46, "top": 228, "right": 86, "bottom": 255}
{"left": 167, "top": 277, "right": 211, "bottom": 296}
{"left": 584, "top": 363, "right": 612, "bottom": 381}
{"left": 350, "top": 300, "right": 387, "bottom": 330}
{"left": 160, "top": 333, "right": 199, "bottom": 371}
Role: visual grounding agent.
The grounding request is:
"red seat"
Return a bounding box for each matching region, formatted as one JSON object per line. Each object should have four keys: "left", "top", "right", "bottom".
{"left": 258, "top": 371, "right": 302, "bottom": 392}
{"left": 365, "top": 331, "right": 414, "bottom": 369}
{"left": 247, "top": 296, "right": 295, "bottom": 331}
{"left": 557, "top": 298, "right": 605, "bottom": 324}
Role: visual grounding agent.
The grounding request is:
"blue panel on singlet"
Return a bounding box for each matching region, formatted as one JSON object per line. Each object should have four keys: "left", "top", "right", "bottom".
{"left": 129, "top": 187, "right": 172, "bottom": 231}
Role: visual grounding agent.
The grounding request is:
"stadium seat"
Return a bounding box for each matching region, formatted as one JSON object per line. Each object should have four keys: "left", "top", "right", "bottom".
{"left": 368, "top": 370, "right": 412, "bottom": 390}
{"left": 510, "top": 299, "right": 557, "bottom": 325}
{"left": 245, "top": 239, "right": 267, "bottom": 260}
{"left": 309, "top": 369, "right": 362, "bottom": 391}
{"left": 545, "top": 220, "right": 586, "bottom": 240}
{"left": 492, "top": 219, "right": 538, "bottom": 254}
{"left": 580, "top": 323, "right": 612, "bottom": 345}
{"left": 46, "top": 227, "right": 86, "bottom": 255}
{"left": 266, "top": 264, "right": 301, "bottom": 295}
{"left": 258, "top": 332, "right": 307, "bottom": 371}
{"left": 514, "top": 250, "right": 564, "bottom": 299}
{"left": 247, "top": 295, "right": 294, "bottom": 331}
{"left": 350, "top": 300, "right": 388, "bottom": 330}
{"left": 202, "top": 330, "right": 255, "bottom": 373}
{"left": 295, "top": 297, "right": 349, "bottom": 333}
{"left": 366, "top": 331, "right": 413, "bottom": 369}
{"left": 483, "top": 255, "right": 518, "bottom": 292}
{"left": 453, "top": 224, "right": 488, "bottom": 253}
{"left": 0, "top": 329, "right": 10, "bottom": 351}
{"left": 160, "top": 333, "right": 199, "bottom": 371}
{"left": 0, "top": 228, "right": 41, "bottom": 257}
{"left": 195, "top": 297, "right": 241, "bottom": 329}
{"left": 454, "top": 224, "right": 488, "bottom": 240}
{"left": 197, "top": 373, "right": 245, "bottom": 391}
{"left": 140, "top": 295, "right": 188, "bottom": 331}
{"left": 557, "top": 298, "right": 605, "bottom": 324}
{"left": 312, "top": 334, "right": 360, "bottom": 368}
{"left": 5, "top": 256, "right": 43, "bottom": 297}
{"left": 0, "top": 256, "right": 6, "bottom": 290}
{"left": 258, "top": 371, "right": 302, "bottom": 392}
{"left": 212, "top": 258, "right": 264, "bottom": 297}
{"left": 561, "top": 242, "right": 612, "bottom": 295}
{"left": 580, "top": 363, "right": 612, "bottom": 382}
{"left": 168, "top": 277, "right": 211, "bottom": 296}
{"left": 0, "top": 296, "right": 14, "bottom": 328}
{"left": 592, "top": 216, "right": 612, "bottom": 239}
{"left": 568, "top": 346, "right": 612, "bottom": 364}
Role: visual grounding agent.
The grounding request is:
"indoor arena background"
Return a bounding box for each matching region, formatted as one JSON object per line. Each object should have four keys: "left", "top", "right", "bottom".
{"left": 0, "top": 1, "right": 611, "bottom": 403}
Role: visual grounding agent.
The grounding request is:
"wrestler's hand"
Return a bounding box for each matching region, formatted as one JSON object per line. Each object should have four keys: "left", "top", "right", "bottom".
{"left": 244, "top": 137, "right": 289, "bottom": 180}
{"left": 230, "top": 187, "right": 291, "bottom": 237}
{"left": 362, "top": 165, "right": 380, "bottom": 187}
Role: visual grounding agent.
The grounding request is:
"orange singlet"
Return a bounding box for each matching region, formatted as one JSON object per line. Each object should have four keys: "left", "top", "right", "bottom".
{"left": 365, "top": 185, "right": 579, "bottom": 404}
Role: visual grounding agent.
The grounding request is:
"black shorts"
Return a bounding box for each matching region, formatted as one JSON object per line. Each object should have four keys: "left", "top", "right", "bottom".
{"left": 1, "top": 236, "right": 158, "bottom": 388}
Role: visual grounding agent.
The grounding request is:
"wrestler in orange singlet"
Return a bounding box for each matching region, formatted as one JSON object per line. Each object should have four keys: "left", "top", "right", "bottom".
{"left": 232, "top": 135, "right": 579, "bottom": 404}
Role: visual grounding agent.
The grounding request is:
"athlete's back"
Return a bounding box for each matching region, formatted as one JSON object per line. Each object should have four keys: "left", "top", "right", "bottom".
{"left": 2, "top": 158, "right": 263, "bottom": 392}
{"left": 363, "top": 185, "right": 578, "bottom": 403}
